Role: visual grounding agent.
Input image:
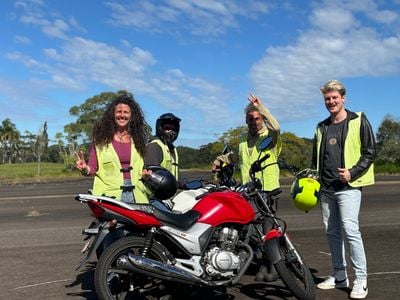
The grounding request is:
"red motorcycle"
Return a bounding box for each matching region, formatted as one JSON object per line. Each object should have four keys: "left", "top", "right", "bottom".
{"left": 76, "top": 137, "right": 315, "bottom": 300}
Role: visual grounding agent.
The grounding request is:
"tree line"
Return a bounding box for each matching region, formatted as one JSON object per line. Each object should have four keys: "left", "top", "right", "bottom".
{"left": 1, "top": 90, "right": 399, "bottom": 173}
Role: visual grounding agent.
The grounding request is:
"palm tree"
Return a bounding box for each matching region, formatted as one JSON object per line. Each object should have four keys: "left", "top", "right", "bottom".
{"left": 0, "top": 118, "right": 20, "bottom": 164}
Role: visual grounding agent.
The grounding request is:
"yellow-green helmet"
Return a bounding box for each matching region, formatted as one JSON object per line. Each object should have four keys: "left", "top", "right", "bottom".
{"left": 290, "top": 177, "right": 320, "bottom": 212}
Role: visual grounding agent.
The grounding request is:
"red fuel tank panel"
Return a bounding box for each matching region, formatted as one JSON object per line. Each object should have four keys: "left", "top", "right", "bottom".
{"left": 193, "top": 191, "right": 255, "bottom": 226}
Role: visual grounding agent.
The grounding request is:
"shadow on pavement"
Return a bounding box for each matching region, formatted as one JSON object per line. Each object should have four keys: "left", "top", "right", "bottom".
{"left": 65, "top": 263, "right": 97, "bottom": 299}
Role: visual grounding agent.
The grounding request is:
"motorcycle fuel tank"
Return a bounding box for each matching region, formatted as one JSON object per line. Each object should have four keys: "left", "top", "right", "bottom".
{"left": 192, "top": 191, "right": 255, "bottom": 226}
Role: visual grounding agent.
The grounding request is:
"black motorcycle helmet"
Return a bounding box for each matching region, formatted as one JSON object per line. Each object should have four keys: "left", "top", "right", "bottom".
{"left": 144, "top": 166, "right": 178, "bottom": 200}
{"left": 155, "top": 113, "right": 181, "bottom": 144}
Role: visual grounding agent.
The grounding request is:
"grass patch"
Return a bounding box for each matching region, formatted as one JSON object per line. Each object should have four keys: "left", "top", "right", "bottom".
{"left": 0, "top": 162, "right": 398, "bottom": 185}
{"left": 375, "top": 163, "right": 400, "bottom": 174}
{"left": 0, "top": 162, "right": 80, "bottom": 183}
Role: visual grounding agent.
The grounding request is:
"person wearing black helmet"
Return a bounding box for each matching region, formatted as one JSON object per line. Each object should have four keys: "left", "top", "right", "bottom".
{"left": 145, "top": 113, "right": 181, "bottom": 209}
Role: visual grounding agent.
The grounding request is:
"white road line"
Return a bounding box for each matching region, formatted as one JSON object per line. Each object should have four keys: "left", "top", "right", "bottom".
{"left": 369, "top": 271, "right": 400, "bottom": 275}
{"left": 11, "top": 279, "right": 71, "bottom": 290}
{"left": 0, "top": 194, "right": 75, "bottom": 201}
{"left": 318, "top": 251, "right": 332, "bottom": 256}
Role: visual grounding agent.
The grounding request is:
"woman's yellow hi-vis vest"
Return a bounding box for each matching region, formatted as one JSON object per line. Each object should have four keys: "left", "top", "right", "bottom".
{"left": 239, "top": 131, "right": 282, "bottom": 191}
{"left": 92, "top": 143, "right": 148, "bottom": 203}
{"left": 315, "top": 112, "right": 374, "bottom": 187}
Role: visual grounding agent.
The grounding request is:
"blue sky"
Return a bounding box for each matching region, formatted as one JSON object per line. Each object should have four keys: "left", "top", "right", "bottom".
{"left": 1, "top": 0, "right": 399, "bottom": 148}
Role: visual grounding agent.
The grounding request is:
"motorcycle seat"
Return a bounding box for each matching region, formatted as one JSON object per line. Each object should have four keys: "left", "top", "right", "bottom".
{"left": 153, "top": 209, "right": 201, "bottom": 230}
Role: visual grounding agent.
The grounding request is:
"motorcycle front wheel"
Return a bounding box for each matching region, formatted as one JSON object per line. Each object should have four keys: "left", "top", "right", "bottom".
{"left": 274, "top": 235, "right": 315, "bottom": 300}
{"left": 94, "top": 236, "right": 171, "bottom": 300}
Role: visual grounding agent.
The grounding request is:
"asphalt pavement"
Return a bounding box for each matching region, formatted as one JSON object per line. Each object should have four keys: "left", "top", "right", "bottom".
{"left": 0, "top": 174, "right": 399, "bottom": 299}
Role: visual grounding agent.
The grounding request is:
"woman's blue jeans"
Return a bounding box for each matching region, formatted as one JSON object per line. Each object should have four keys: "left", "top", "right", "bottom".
{"left": 120, "top": 179, "right": 134, "bottom": 203}
{"left": 320, "top": 188, "right": 367, "bottom": 279}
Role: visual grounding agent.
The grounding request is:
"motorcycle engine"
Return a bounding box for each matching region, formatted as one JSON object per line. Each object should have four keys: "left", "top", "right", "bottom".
{"left": 204, "top": 227, "right": 241, "bottom": 278}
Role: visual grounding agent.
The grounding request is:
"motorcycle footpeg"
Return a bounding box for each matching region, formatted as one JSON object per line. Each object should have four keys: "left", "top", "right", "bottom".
{"left": 82, "top": 228, "right": 100, "bottom": 235}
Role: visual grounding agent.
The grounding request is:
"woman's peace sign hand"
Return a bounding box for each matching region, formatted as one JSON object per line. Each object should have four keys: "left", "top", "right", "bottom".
{"left": 74, "top": 150, "right": 87, "bottom": 172}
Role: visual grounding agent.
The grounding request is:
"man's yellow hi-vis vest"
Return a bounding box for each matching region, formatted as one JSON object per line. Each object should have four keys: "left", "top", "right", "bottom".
{"left": 239, "top": 131, "right": 281, "bottom": 191}
{"left": 315, "top": 112, "right": 374, "bottom": 187}
{"left": 150, "top": 139, "right": 179, "bottom": 180}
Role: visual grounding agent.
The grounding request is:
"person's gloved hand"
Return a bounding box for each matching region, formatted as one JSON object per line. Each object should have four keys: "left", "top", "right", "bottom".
{"left": 211, "top": 152, "right": 234, "bottom": 172}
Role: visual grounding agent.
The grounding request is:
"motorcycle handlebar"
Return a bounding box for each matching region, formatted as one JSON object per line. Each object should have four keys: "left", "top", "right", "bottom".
{"left": 259, "top": 153, "right": 271, "bottom": 165}
{"left": 249, "top": 154, "right": 270, "bottom": 175}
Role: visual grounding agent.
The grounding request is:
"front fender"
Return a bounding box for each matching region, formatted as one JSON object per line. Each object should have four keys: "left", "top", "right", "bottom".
{"left": 263, "top": 229, "right": 283, "bottom": 264}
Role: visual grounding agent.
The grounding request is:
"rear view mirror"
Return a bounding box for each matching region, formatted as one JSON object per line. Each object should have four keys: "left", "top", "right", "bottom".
{"left": 183, "top": 179, "right": 203, "bottom": 190}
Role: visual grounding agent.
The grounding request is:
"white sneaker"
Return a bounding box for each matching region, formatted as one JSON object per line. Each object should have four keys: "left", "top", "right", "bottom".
{"left": 350, "top": 279, "right": 368, "bottom": 299}
{"left": 317, "top": 269, "right": 349, "bottom": 290}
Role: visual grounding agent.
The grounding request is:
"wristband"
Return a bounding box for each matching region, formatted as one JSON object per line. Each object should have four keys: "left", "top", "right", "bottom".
{"left": 81, "top": 167, "right": 90, "bottom": 176}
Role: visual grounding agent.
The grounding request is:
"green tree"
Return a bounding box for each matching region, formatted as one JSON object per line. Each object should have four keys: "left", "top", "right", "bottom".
{"left": 0, "top": 118, "right": 20, "bottom": 164}
{"left": 279, "top": 132, "right": 313, "bottom": 172}
{"left": 217, "top": 125, "right": 247, "bottom": 151}
{"left": 19, "top": 131, "right": 37, "bottom": 162}
{"left": 47, "top": 144, "right": 62, "bottom": 163}
{"left": 55, "top": 132, "right": 81, "bottom": 170}
{"left": 65, "top": 90, "right": 131, "bottom": 142}
{"left": 376, "top": 115, "right": 400, "bottom": 164}
{"left": 65, "top": 90, "right": 152, "bottom": 144}
{"left": 33, "top": 122, "right": 49, "bottom": 175}
{"left": 177, "top": 146, "right": 201, "bottom": 169}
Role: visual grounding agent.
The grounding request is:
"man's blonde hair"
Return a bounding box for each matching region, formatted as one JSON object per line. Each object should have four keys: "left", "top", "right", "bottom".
{"left": 320, "top": 79, "right": 346, "bottom": 96}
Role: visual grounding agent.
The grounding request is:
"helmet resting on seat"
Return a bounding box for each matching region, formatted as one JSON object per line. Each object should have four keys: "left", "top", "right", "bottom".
{"left": 144, "top": 166, "right": 178, "bottom": 200}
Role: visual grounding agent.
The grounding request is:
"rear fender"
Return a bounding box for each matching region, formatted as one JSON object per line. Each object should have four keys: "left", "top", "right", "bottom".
{"left": 76, "top": 226, "right": 125, "bottom": 270}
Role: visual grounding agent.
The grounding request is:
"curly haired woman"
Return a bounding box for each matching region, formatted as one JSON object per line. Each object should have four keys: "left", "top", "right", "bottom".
{"left": 75, "top": 92, "right": 149, "bottom": 203}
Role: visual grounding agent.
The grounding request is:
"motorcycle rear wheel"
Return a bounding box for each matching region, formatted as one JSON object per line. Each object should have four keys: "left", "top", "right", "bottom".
{"left": 94, "top": 236, "right": 170, "bottom": 300}
{"left": 274, "top": 236, "right": 315, "bottom": 300}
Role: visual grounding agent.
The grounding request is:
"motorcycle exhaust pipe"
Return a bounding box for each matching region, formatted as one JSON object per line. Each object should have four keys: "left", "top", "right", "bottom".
{"left": 116, "top": 253, "right": 207, "bottom": 286}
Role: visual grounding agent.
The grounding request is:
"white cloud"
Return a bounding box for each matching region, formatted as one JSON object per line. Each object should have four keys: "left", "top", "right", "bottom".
{"left": 42, "top": 18, "right": 69, "bottom": 39}
{"left": 24, "top": 37, "right": 156, "bottom": 91}
{"left": 342, "top": 0, "right": 398, "bottom": 25}
{"left": 250, "top": 1, "right": 400, "bottom": 121}
{"left": 43, "top": 48, "right": 60, "bottom": 60}
{"left": 6, "top": 32, "right": 236, "bottom": 134}
{"left": 310, "top": 8, "right": 358, "bottom": 32}
{"left": 16, "top": 1, "right": 80, "bottom": 40}
{"left": 105, "top": 0, "right": 270, "bottom": 37}
{"left": 8, "top": 0, "right": 398, "bottom": 147}
{"left": 0, "top": 76, "right": 69, "bottom": 135}
{"left": 6, "top": 51, "right": 41, "bottom": 68}
{"left": 13, "top": 35, "right": 31, "bottom": 44}
{"left": 69, "top": 16, "right": 87, "bottom": 33}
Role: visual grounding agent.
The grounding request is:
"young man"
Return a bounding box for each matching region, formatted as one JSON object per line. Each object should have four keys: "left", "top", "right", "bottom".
{"left": 313, "top": 80, "right": 376, "bottom": 299}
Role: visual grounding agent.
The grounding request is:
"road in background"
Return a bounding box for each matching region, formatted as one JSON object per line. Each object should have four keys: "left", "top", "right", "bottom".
{"left": 1, "top": 174, "right": 399, "bottom": 299}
